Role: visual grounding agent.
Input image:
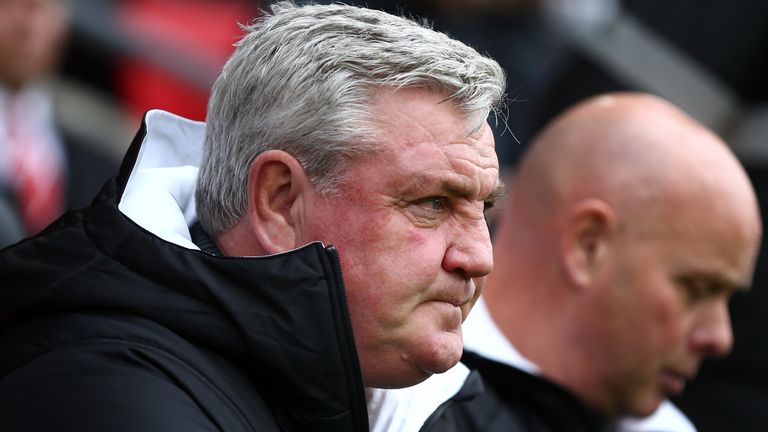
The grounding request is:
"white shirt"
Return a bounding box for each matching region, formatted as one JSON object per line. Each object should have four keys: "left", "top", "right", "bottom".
{"left": 463, "top": 298, "right": 697, "bottom": 432}
{"left": 0, "top": 84, "right": 65, "bottom": 184}
{"left": 367, "top": 363, "right": 470, "bottom": 432}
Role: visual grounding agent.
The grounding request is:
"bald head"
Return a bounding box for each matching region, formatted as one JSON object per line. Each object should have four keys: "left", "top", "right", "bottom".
{"left": 511, "top": 93, "right": 758, "bottom": 236}
{"left": 485, "top": 92, "right": 762, "bottom": 418}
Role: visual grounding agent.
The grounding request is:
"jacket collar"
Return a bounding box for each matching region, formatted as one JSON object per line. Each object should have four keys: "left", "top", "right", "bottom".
{"left": 85, "top": 110, "right": 367, "bottom": 430}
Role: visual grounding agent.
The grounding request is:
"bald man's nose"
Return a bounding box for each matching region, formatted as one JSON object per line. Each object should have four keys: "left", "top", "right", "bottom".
{"left": 690, "top": 300, "right": 733, "bottom": 358}
{"left": 442, "top": 220, "right": 493, "bottom": 279}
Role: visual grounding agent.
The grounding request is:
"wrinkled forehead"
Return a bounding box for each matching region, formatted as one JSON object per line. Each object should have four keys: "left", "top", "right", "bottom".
{"left": 387, "top": 125, "right": 499, "bottom": 194}
{"left": 369, "top": 87, "right": 497, "bottom": 161}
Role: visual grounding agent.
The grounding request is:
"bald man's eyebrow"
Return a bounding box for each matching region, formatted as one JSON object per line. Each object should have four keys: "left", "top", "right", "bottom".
{"left": 678, "top": 273, "right": 751, "bottom": 298}
{"left": 729, "top": 280, "right": 751, "bottom": 293}
{"left": 708, "top": 273, "right": 751, "bottom": 294}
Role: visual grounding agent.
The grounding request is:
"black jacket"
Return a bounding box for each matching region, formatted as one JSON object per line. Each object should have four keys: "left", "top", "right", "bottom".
{"left": 423, "top": 352, "right": 611, "bottom": 432}
{"left": 0, "top": 110, "right": 368, "bottom": 431}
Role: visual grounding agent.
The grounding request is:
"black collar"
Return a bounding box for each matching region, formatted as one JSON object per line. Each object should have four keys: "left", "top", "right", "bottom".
{"left": 189, "top": 221, "right": 222, "bottom": 256}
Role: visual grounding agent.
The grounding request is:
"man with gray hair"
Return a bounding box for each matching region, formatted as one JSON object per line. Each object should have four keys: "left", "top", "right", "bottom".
{"left": 0, "top": 2, "right": 505, "bottom": 431}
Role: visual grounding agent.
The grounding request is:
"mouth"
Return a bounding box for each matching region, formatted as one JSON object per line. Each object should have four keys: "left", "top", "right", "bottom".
{"left": 660, "top": 370, "right": 690, "bottom": 396}
{"left": 440, "top": 298, "right": 467, "bottom": 307}
{"left": 428, "top": 279, "right": 477, "bottom": 324}
{"left": 435, "top": 299, "right": 466, "bottom": 311}
{"left": 441, "top": 279, "right": 476, "bottom": 308}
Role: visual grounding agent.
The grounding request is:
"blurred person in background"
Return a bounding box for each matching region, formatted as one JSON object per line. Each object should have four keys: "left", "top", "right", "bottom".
{"left": 0, "top": 0, "right": 115, "bottom": 246}
{"left": 430, "top": 93, "right": 762, "bottom": 431}
{"left": 512, "top": 3, "right": 768, "bottom": 428}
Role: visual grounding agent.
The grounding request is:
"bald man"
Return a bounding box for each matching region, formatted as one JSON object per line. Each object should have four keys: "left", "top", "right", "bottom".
{"left": 432, "top": 92, "right": 762, "bottom": 431}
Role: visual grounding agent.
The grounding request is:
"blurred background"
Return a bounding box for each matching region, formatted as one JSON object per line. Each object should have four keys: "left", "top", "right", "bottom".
{"left": 1, "top": 0, "right": 766, "bottom": 430}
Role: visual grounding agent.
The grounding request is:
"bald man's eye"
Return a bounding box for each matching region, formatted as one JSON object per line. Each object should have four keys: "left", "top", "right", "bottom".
{"left": 678, "top": 277, "right": 723, "bottom": 306}
{"left": 684, "top": 281, "right": 708, "bottom": 304}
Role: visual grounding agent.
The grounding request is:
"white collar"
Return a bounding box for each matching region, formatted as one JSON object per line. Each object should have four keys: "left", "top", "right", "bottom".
{"left": 118, "top": 110, "right": 205, "bottom": 249}
{"left": 367, "top": 363, "right": 469, "bottom": 432}
{"left": 0, "top": 83, "right": 56, "bottom": 130}
{"left": 0, "top": 84, "right": 64, "bottom": 178}
{"left": 462, "top": 297, "right": 539, "bottom": 374}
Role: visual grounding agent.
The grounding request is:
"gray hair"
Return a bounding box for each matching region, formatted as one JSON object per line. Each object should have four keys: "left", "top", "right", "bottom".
{"left": 195, "top": 1, "right": 506, "bottom": 235}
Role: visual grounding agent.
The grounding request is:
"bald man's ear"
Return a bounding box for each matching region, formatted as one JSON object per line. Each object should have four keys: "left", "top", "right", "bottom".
{"left": 561, "top": 199, "right": 617, "bottom": 290}
{"left": 246, "top": 150, "right": 313, "bottom": 254}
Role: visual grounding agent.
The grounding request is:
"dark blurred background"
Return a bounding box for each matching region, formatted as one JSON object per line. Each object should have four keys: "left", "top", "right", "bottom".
{"left": 1, "top": 0, "right": 766, "bottom": 430}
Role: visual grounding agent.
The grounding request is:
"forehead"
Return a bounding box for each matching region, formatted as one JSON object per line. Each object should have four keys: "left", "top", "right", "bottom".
{"left": 354, "top": 88, "right": 499, "bottom": 195}
{"left": 637, "top": 196, "right": 760, "bottom": 290}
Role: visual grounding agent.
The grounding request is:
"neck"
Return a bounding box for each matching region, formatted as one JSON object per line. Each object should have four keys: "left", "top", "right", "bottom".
{"left": 213, "top": 219, "right": 265, "bottom": 257}
{"left": 485, "top": 271, "right": 601, "bottom": 411}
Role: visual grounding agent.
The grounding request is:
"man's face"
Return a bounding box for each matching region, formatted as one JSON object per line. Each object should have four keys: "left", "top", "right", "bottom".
{"left": 304, "top": 88, "right": 501, "bottom": 388}
{"left": 0, "top": 0, "right": 68, "bottom": 90}
{"left": 591, "top": 200, "right": 760, "bottom": 417}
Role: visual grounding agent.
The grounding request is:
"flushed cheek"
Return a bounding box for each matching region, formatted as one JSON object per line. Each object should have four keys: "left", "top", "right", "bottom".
{"left": 355, "top": 271, "right": 436, "bottom": 333}
{"left": 345, "top": 257, "right": 448, "bottom": 342}
{"left": 341, "top": 252, "right": 432, "bottom": 334}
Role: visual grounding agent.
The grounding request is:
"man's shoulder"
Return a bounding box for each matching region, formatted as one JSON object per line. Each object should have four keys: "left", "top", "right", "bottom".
{"left": 0, "top": 312, "right": 279, "bottom": 432}
{"left": 421, "top": 352, "right": 609, "bottom": 432}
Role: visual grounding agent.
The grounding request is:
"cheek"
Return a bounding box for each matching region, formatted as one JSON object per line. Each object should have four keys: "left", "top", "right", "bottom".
{"left": 649, "top": 283, "right": 688, "bottom": 338}
{"left": 340, "top": 221, "right": 448, "bottom": 323}
{"left": 630, "top": 277, "right": 690, "bottom": 362}
{"left": 342, "top": 225, "right": 442, "bottom": 297}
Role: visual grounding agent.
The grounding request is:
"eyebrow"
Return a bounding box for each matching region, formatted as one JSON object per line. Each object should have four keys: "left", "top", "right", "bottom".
{"left": 712, "top": 272, "right": 751, "bottom": 293}
{"left": 727, "top": 280, "right": 751, "bottom": 293}
{"left": 434, "top": 176, "right": 507, "bottom": 205}
{"left": 681, "top": 273, "right": 751, "bottom": 294}
{"left": 484, "top": 181, "right": 507, "bottom": 206}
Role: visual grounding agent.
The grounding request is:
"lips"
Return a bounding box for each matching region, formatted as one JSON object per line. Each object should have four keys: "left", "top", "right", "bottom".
{"left": 438, "top": 279, "right": 476, "bottom": 308}
{"left": 660, "top": 370, "right": 689, "bottom": 396}
{"left": 442, "top": 298, "right": 468, "bottom": 307}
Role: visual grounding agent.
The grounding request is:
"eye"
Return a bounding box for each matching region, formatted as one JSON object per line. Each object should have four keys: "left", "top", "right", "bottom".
{"left": 406, "top": 196, "right": 451, "bottom": 226}
{"left": 684, "top": 279, "right": 709, "bottom": 303}
{"left": 678, "top": 276, "right": 726, "bottom": 306}
{"left": 416, "top": 197, "right": 448, "bottom": 212}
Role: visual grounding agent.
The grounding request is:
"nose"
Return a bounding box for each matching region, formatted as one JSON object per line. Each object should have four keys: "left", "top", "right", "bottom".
{"left": 690, "top": 299, "right": 733, "bottom": 358}
{"left": 442, "top": 218, "right": 494, "bottom": 279}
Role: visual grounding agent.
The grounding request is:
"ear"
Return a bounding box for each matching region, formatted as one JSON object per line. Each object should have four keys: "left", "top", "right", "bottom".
{"left": 246, "top": 150, "right": 313, "bottom": 254}
{"left": 560, "top": 199, "right": 617, "bottom": 289}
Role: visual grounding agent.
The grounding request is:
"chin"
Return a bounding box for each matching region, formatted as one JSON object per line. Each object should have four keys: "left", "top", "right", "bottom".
{"left": 363, "top": 332, "right": 464, "bottom": 388}
{"left": 625, "top": 394, "right": 664, "bottom": 418}
{"left": 364, "top": 364, "right": 433, "bottom": 389}
{"left": 419, "top": 339, "right": 464, "bottom": 375}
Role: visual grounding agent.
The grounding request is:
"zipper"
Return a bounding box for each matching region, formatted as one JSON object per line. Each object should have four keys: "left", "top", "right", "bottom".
{"left": 323, "top": 245, "right": 369, "bottom": 431}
